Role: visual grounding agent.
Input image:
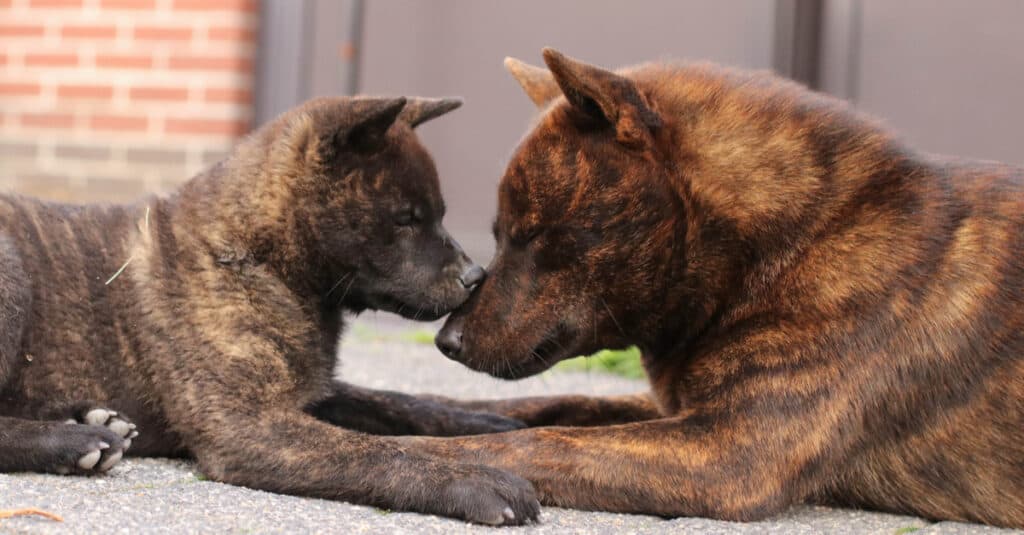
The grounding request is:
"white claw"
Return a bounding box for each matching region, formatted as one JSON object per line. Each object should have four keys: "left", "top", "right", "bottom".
{"left": 98, "top": 441, "right": 110, "bottom": 450}
{"left": 122, "top": 439, "right": 132, "bottom": 450}
{"left": 503, "top": 507, "right": 515, "bottom": 521}
{"left": 56, "top": 466, "right": 71, "bottom": 475}
{"left": 78, "top": 449, "right": 102, "bottom": 470}
{"left": 128, "top": 431, "right": 139, "bottom": 439}
{"left": 64, "top": 419, "right": 77, "bottom": 425}
{"left": 108, "top": 419, "right": 131, "bottom": 437}
{"left": 85, "top": 409, "right": 110, "bottom": 426}
{"left": 98, "top": 449, "right": 123, "bottom": 472}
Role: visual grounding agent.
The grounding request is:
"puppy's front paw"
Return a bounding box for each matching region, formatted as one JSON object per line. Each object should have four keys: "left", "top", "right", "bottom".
{"left": 35, "top": 403, "right": 140, "bottom": 474}
{"left": 438, "top": 465, "right": 540, "bottom": 525}
{"left": 43, "top": 423, "right": 127, "bottom": 475}
{"left": 64, "top": 404, "right": 139, "bottom": 450}
{"left": 432, "top": 408, "right": 526, "bottom": 436}
{"left": 409, "top": 398, "right": 526, "bottom": 436}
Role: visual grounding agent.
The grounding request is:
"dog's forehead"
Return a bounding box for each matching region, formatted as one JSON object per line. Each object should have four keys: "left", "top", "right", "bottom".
{"left": 499, "top": 144, "right": 546, "bottom": 226}
{"left": 377, "top": 128, "right": 444, "bottom": 205}
{"left": 500, "top": 124, "right": 586, "bottom": 226}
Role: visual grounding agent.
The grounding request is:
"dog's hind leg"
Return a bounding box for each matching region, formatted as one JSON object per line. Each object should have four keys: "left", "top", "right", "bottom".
{"left": 422, "top": 392, "right": 664, "bottom": 427}
{"left": 0, "top": 235, "right": 133, "bottom": 474}
{"left": 0, "top": 232, "right": 30, "bottom": 392}
{"left": 308, "top": 381, "right": 525, "bottom": 436}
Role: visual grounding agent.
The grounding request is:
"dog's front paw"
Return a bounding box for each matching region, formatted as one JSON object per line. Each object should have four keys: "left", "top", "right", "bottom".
{"left": 430, "top": 408, "right": 527, "bottom": 436}
{"left": 437, "top": 465, "right": 541, "bottom": 525}
{"left": 409, "top": 399, "right": 526, "bottom": 436}
{"left": 42, "top": 422, "right": 126, "bottom": 474}
{"left": 64, "top": 405, "right": 139, "bottom": 450}
{"left": 35, "top": 403, "right": 140, "bottom": 474}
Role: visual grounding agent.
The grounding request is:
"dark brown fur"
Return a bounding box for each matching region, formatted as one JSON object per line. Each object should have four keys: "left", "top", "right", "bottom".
{"left": 421, "top": 49, "right": 1024, "bottom": 528}
{"left": 0, "top": 96, "right": 541, "bottom": 525}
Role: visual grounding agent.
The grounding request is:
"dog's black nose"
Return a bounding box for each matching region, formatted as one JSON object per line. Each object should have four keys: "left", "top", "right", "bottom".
{"left": 458, "top": 264, "right": 486, "bottom": 289}
{"left": 435, "top": 327, "right": 463, "bottom": 358}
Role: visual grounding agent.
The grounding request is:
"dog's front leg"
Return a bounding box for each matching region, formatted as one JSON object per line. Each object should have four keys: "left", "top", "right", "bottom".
{"left": 420, "top": 392, "right": 664, "bottom": 427}
{"left": 185, "top": 404, "right": 539, "bottom": 525}
{"left": 399, "top": 413, "right": 829, "bottom": 521}
{"left": 308, "top": 381, "right": 525, "bottom": 436}
{"left": 0, "top": 414, "right": 130, "bottom": 475}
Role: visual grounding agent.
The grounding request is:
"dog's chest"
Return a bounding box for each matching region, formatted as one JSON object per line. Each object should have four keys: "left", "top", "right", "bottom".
{"left": 239, "top": 271, "right": 343, "bottom": 401}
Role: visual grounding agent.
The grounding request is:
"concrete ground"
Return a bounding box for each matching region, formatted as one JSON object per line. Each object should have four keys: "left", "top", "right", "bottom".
{"left": 0, "top": 314, "right": 1019, "bottom": 534}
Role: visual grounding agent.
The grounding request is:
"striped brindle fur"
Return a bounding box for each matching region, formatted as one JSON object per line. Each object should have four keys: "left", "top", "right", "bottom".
{"left": 0, "top": 96, "right": 546, "bottom": 525}
{"left": 423, "top": 49, "right": 1024, "bottom": 527}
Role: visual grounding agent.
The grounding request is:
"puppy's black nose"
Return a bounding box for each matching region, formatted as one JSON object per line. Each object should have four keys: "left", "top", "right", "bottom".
{"left": 435, "top": 327, "right": 463, "bottom": 358}
{"left": 458, "top": 264, "right": 486, "bottom": 289}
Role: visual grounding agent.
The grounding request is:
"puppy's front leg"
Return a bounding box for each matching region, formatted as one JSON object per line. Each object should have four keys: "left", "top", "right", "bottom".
{"left": 0, "top": 415, "right": 128, "bottom": 475}
{"left": 423, "top": 392, "right": 664, "bottom": 427}
{"left": 308, "top": 382, "right": 525, "bottom": 436}
{"left": 186, "top": 404, "right": 539, "bottom": 525}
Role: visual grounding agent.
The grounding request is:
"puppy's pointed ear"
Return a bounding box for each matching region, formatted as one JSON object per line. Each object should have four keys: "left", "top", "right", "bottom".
{"left": 278, "top": 97, "right": 405, "bottom": 173}
{"left": 541, "top": 48, "right": 661, "bottom": 148}
{"left": 504, "top": 57, "right": 560, "bottom": 108}
{"left": 400, "top": 97, "right": 462, "bottom": 128}
{"left": 336, "top": 97, "right": 407, "bottom": 153}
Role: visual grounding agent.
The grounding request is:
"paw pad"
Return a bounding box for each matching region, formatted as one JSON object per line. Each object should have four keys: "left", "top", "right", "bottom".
{"left": 71, "top": 408, "right": 139, "bottom": 447}
{"left": 50, "top": 404, "right": 140, "bottom": 475}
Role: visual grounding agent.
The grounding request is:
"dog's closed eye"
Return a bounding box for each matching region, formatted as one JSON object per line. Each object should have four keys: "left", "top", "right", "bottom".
{"left": 395, "top": 205, "right": 423, "bottom": 226}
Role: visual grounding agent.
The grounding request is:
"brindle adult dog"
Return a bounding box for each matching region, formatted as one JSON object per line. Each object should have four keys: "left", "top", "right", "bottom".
{"left": 0, "top": 97, "right": 541, "bottom": 525}
{"left": 420, "top": 49, "right": 1024, "bottom": 528}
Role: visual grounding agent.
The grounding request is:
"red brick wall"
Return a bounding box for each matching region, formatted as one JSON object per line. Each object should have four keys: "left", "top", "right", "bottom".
{"left": 0, "top": 0, "right": 259, "bottom": 203}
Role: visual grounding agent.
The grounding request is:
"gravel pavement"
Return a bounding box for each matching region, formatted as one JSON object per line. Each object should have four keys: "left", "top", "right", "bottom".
{"left": 0, "top": 314, "right": 1019, "bottom": 534}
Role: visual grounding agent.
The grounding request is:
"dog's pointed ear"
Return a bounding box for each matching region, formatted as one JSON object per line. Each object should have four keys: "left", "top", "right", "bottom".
{"left": 400, "top": 97, "right": 462, "bottom": 128}
{"left": 336, "top": 97, "right": 407, "bottom": 153}
{"left": 275, "top": 97, "right": 407, "bottom": 172}
{"left": 541, "top": 48, "right": 661, "bottom": 148}
{"left": 504, "top": 57, "right": 560, "bottom": 108}
{"left": 287, "top": 97, "right": 405, "bottom": 170}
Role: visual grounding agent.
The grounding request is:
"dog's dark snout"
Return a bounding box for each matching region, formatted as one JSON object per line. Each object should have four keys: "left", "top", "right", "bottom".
{"left": 435, "top": 326, "right": 463, "bottom": 358}
{"left": 458, "top": 264, "right": 486, "bottom": 289}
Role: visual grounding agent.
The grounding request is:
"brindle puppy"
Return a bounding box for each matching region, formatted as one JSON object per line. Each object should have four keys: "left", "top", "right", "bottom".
{"left": 415, "top": 49, "right": 1024, "bottom": 528}
{"left": 0, "top": 96, "right": 540, "bottom": 525}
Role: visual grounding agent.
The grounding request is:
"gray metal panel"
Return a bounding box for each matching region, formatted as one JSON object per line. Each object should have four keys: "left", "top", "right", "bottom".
{"left": 255, "top": 0, "right": 367, "bottom": 124}
{"left": 307, "top": 0, "right": 363, "bottom": 98}
{"left": 254, "top": 0, "right": 312, "bottom": 125}
{"left": 850, "top": 0, "right": 1024, "bottom": 166}
{"left": 774, "top": 0, "right": 823, "bottom": 88}
{"left": 818, "top": 0, "right": 862, "bottom": 100}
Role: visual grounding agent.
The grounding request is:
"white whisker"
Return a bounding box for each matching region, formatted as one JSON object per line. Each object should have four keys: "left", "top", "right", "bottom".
{"left": 335, "top": 276, "right": 357, "bottom": 305}
{"left": 600, "top": 296, "right": 626, "bottom": 338}
{"left": 325, "top": 273, "right": 351, "bottom": 297}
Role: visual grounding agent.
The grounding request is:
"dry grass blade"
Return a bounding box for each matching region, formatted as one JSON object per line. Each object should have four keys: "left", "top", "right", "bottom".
{"left": 0, "top": 508, "right": 64, "bottom": 522}
{"left": 107, "top": 205, "right": 150, "bottom": 286}
{"left": 104, "top": 255, "right": 135, "bottom": 285}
